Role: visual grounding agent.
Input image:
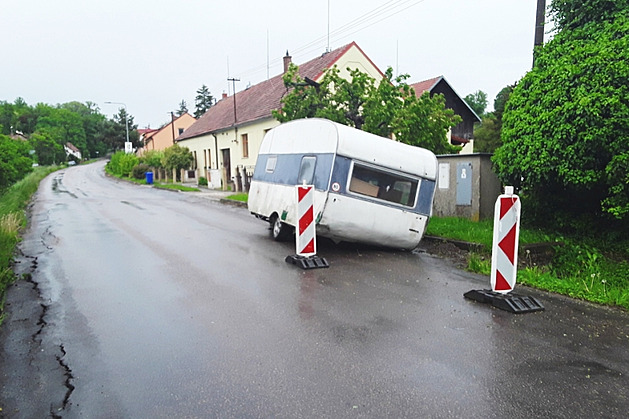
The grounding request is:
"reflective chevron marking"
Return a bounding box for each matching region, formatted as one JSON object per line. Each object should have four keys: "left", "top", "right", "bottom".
{"left": 296, "top": 185, "right": 316, "bottom": 257}
{"left": 491, "top": 187, "right": 521, "bottom": 294}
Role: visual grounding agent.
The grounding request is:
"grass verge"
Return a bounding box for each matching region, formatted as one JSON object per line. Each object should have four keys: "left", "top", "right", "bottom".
{"left": 225, "top": 193, "right": 248, "bottom": 203}
{"left": 153, "top": 183, "right": 200, "bottom": 192}
{"left": 1, "top": 166, "right": 60, "bottom": 322}
{"left": 427, "top": 216, "right": 629, "bottom": 310}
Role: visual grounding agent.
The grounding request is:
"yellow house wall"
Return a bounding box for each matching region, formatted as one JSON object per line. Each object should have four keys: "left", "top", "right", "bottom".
{"left": 319, "top": 44, "right": 384, "bottom": 83}
{"left": 148, "top": 113, "right": 196, "bottom": 152}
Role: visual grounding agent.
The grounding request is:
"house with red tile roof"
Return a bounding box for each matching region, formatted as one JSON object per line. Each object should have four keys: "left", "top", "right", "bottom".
{"left": 176, "top": 42, "right": 385, "bottom": 189}
{"left": 137, "top": 113, "right": 196, "bottom": 155}
{"left": 410, "top": 76, "right": 481, "bottom": 153}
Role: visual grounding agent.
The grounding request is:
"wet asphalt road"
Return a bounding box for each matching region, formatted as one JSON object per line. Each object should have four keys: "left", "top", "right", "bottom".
{"left": 1, "top": 160, "right": 628, "bottom": 418}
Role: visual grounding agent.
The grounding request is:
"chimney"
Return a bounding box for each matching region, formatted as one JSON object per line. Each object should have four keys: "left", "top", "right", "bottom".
{"left": 222, "top": 92, "right": 228, "bottom": 100}
{"left": 283, "top": 50, "right": 292, "bottom": 73}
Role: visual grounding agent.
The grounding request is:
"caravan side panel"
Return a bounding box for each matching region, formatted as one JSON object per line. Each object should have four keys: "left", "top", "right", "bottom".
{"left": 248, "top": 153, "right": 335, "bottom": 226}
{"left": 318, "top": 155, "right": 437, "bottom": 249}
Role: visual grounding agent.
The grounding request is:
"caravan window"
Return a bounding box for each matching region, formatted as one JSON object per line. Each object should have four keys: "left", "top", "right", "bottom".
{"left": 349, "top": 163, "right": 418, "bottom": 207}
{"left": 265, "top": 156, "right": 277, "bottom": 173}
{"left": 298, "top": 156, "right": 316, "bottom": 185}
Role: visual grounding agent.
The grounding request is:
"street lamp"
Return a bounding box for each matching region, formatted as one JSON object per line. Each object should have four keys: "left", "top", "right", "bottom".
{"left": 105, "top": 101, "right": 130, "bottom": 153}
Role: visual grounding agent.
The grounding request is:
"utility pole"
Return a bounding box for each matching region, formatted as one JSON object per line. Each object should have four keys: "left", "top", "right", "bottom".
{"left": 533, "top": 0, "right": 546, "bottom": 67}
{"left": 227, "top": 77, "right": 240, "bottom": 127}
{"left": 170, "top": 112, "right": 176, "bottom": 145}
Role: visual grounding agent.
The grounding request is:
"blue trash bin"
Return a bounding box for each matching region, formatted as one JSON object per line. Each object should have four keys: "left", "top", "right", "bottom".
{"left": 145, "top": 171, "right": 154, "bottom": 184}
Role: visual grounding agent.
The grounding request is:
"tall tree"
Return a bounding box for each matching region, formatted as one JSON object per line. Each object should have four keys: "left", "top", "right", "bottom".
{"left": 194, "top": 85, "right": 214, "bottom": 118}
{"left": 273, "top": 64, "right": 461, "bottom": 154}
{"left": 177, "top": 100, "right": 188, "bottom": 116}
{"left": 35, "top": 107, "right": 87, "bottom": 161}
{"left": 60, "top": 101, "right": 107, "bottom": 158}
{"left": 0, "top": 98, "right": 42, "bottom": 136}
{"left": 463, "top": 90, "right": 488, "bottom": 117}
{"left": 549, "top": 0, "right": 628, "bottom": 31}
{"left": 0, "top": 134, "right": 33, "bottom": 189}
{"left": 493, "top": 85, "right": 514, "bottom": 121}
{"left": 494, "top": 10, "right": 629, "bottom": 223}
{"left": 29, "top": 131, "right": 64, "bottom": 165}
{"left": 108, "top": 108, "right": 140, "bottom": 151}
{"left": 473, "top": 85, "right": 514, "bottom": 153}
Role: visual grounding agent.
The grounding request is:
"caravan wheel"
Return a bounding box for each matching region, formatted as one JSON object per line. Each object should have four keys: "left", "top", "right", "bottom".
{"left": 270, "top": 214, "right": 292, "bottom": 242}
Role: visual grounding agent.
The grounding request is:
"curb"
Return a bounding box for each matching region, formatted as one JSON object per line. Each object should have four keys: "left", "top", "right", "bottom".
{"left": 422, "top": 235, "right": 484, "bottom": 252}
{"left": 219, "top": 198, "right": 248, "bottom": 208}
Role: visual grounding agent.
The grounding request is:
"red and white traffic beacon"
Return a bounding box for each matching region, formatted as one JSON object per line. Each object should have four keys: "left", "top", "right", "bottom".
{"left": 491, "top": 185, "right": 520, "bottom": 293}
{"left": 464, "top": 186, "right": 544, "bottom": 313}
{"left": 285, "top": 184, "right": 329, "bottom": 270}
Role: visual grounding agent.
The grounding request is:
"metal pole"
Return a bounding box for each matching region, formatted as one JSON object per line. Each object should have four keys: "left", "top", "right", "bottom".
{"left": 227, "top": 78, "right": 239, "bottom": 126}
{"left": 171, "top": 112, "right": 176, "bottom": 145}
{"left": 533, "top": 0, "right": 546, "bottom": 67}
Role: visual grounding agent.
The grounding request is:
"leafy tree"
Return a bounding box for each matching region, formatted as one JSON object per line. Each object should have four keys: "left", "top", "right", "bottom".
{"left": 392, "top": 89, "right": 461, "bottom": 154}
{"left": 162, "top": 144, "right": 193, "bottom": 181}
{"left": 59, "top": 101, "right": 107, "bottom": 158}
{"left": 493, "top": 12, "right": 629, "bottom": 224}
{"left": 0, "top": 98, "right": 121, "bottom": 159}
{"left": 273, "top": 64, "right": 461, "bottom": 154}
{"left": 29, "top": 131, "right": 63, "bottom": 165}
{"left": 549, "top": 0, "right": 629, "bottom": 32}
{"left": 36, "top": 107, "right": 87, "bottom": 153}
{"left": 0, "top": 98, "right": 43, "bottom": 136}
{"left": 463, "top": 90, "right": 487, "bottom": 117}
{"left": 272, "top": 63, "right": 334, "bottom": 123}
{"left": 493, "top": 85, "right": 514, "bottom": 120}
{"left": 472, "top": 85, "right": 514, "bottom": 153}
{"left": 472, "top": 115, "right": 500, "bottom": 153}
{"left": 194, "top": 85, "right": 214, "bottom": 118}
{"left": 177, "top": 100, "right": 188, "bottom": 116}
{"left": 0, "top": 134, "right": 33, "bottom": 189}
{"left": 0, "top": 101, "right": 15, "bottom": 135}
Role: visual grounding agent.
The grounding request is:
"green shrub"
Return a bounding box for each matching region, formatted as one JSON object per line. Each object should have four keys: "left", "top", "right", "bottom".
{"left": 132, "top": 163, "right": 150, "bottom": 179}
{"left": 107, "top": 151, "right": 139, "bottom": 177}
{"left": 198, "top": 177, "right": 208, "bottom": 186}
{"left": 140, "top": 150, "right": 164, "bottom": 168}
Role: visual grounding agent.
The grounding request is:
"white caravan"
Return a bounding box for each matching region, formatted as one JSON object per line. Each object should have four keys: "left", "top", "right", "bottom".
{"left": 247, "top": 118, "right": 438, "bottom": 250}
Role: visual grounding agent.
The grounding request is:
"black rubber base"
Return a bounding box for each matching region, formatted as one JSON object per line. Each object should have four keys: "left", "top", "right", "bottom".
{"left": 285, "top": 255, "right": 330, "bottom": 269}
{"left": 464, "top": 289, "right": 545, "bottom": 314}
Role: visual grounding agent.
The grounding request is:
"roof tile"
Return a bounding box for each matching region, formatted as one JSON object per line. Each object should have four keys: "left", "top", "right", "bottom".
{"left": 409, "top": 76, "right": 443, "bottom": 97}
{"left": 178, "top": 43, "right": 357, "bottom": 141}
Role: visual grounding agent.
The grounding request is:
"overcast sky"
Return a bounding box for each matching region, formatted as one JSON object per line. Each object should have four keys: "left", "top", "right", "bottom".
{"left": 1, "top": 0, "right": 546, "bottom": 129}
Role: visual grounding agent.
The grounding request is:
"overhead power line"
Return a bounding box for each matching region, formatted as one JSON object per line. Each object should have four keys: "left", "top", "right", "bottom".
{"left": 235, "top": 0, "right": 428, "bottom": 82}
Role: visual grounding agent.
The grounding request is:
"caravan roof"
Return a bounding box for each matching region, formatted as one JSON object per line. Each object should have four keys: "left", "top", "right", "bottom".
{"left": 259, "top": 119, "right": 438, "bottom": 180}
